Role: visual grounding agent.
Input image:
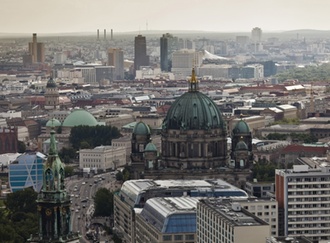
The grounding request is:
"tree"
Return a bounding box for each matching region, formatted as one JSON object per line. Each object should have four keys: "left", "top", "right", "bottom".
{"left": 17, "top": 141, "right": 26, "bottom": 153}
{"left": 5, "top": 187, "right": 37, "bottom": 214}
{"left": 93, "top": 188, "right": 113, "bottom": 217}
{"left": 2, "top": 188, "right": 38, "bottom": 242}
{"left": 69, "top": 125, "right": 121, "bottom": 150}
{"left": 64, "top": 166, "right": 74, "bottom": 177}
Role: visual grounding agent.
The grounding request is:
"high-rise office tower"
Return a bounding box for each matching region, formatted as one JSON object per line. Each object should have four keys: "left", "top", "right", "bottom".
{"left": 160, "top": 33, "right": 177, "bottom": 72}
{"left": 134, "top": 35, "right": 149, "bottom": 72}
{"left": 28, "top": 33, "right": 45, "bottom": 63}
{"left": 97, "top": 29, "right": 100, "bottom": 41}
{"left": 108, "top": 48, "right": 124, "bottom": 80}
{"left": 160, "top": 35, "right": 169, "bottom": 71}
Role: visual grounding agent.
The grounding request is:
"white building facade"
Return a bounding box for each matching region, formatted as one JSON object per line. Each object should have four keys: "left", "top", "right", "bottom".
{"left": 79, "top": 145, "right": 126, "bottom": 171}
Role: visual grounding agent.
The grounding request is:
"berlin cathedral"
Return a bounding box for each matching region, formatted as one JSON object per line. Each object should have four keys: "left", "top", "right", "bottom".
{"left": 130, "top": 69, "right": 253, "bottom": 186}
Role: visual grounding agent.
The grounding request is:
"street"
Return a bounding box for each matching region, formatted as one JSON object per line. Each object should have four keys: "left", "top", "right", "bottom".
{"left": 65, "top": 171, "right": 120, "bottom": 242}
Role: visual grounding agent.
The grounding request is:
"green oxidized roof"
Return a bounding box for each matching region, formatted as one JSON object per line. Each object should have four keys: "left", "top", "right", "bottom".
{"left": 133, "top": 121, "right": 150, "bottom": 135}
{"left": 46, "top": 118, "right": 61, "bottom": 127}
{"left": 162, "top": 91, "right": 225, "bottom": 130}
{"left": 233, "top": 120, "right": 250, "bottom": 134}
{"left": 46, "top": 77, "right": 57, "bottom": 88}
{"left": 62, "top": 109, "right": 99, "bottom": 127}
{"left": 144, "top": 142, "right": 157, "bottom": 152}
{"left": 235, "top": 140, "right": 248, "bottom": 151}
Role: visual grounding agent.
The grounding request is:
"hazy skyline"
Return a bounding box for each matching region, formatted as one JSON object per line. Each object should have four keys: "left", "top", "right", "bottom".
{"left": 1, "top": 0, "right": 330, "bottom": 34}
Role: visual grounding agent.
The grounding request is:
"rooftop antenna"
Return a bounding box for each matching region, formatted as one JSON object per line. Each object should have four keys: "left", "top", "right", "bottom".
{"left": 146, "top": 20, "right": 148, "bottom": 31}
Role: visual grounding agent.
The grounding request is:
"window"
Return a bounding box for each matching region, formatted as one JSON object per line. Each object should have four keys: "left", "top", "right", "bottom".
{"left": 174, "top": 235, "right": 183, "bottom": 241}
{"left": 163, "top": 235, "right": 172, "bottom": 241}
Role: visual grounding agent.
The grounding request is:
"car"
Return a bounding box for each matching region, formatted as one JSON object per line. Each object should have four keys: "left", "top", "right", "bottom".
{"left": 89, "top": 183, "right": 93, "bottom": 187}
{"left": 82, "top": 182, "right": 86, "bottom": 185}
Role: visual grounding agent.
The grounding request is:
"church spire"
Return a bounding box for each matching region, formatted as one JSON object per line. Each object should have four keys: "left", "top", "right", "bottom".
{"left": 189, "top": 68, "right": 198, "bottom": 92}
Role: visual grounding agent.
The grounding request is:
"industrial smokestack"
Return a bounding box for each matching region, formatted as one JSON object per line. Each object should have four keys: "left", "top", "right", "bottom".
{"left": 104, "top": 29, "right": 106, "bottom": 40}
{"left": 97, "top": 29, "right": 100, "bottom": 40}
{"left": 111, "top": 29, "right": 113, "bottom": 40}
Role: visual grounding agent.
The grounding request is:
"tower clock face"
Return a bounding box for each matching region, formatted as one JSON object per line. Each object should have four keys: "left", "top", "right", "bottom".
{"left": 45, "top": 208, "right": 52, "bottom": 216}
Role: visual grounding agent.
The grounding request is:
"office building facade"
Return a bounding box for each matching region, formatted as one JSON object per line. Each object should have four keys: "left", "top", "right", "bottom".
{"left": 8, "top": 152, "right": 46, "bottom": 193}
{"left": 197, "top": 199, "right": 270, "bottom": 243}
{"left": 276, "top": 165, "right": 330, "bottom": 241}
{"left": 114, "top": 179, "right": 248, "bottom": 243}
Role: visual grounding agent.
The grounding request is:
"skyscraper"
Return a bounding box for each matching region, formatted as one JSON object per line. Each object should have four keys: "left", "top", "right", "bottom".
{"left": 251, "top": 27, "right": 262, "bottom": 42}
{"left": 160, "top": 33, "right": 178, "bottom": 72}
{"left": 134, "top": 35, "right": 149, "bottom": 73}
{"left": 28, "top": 126, "right": 80, "bottom": 242}
{"left": 28, "top": 33, "right": 45, "bottom": 63}
{"left": 108, "top": 48, "right": 124, "bottom": 80}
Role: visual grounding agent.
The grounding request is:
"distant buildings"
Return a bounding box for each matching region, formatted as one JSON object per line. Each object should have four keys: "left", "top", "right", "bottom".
{"left": 134, "top": 35, "right": 149, "bottom": 72}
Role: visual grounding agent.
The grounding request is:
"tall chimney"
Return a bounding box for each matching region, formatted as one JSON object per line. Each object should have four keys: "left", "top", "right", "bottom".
{"left": 97, "top": 29, "right": 100, "bottom": 41}
{"left": 104, "top": 29, "right": 106, "bottom": 40}
{"left": 111, "top": 29, "right": 113, "bottom": 40}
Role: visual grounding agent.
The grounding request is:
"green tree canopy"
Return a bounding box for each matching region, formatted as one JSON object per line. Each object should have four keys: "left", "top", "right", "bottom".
{"left": 1, "top": 188, "right": 38, "bottom": 242}
{"left": 276, "top": 63, "right": 330, "bottom": 82}
{"left": 69, "top": 125, "right": 121, "bottom": 150}
{"left": 93, "top": 188, "right": 113, "bottom": 217}
{"left": 5, "top": 187, "right": 37, "bottom": 214}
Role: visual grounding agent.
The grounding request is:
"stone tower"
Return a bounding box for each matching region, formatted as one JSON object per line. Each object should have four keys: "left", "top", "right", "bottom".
{"left": 44, "top": 75, "right": 60, "bottom": 110}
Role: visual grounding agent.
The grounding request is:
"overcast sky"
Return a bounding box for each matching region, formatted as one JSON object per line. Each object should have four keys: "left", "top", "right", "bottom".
{"left": 1, "top": 0, "right": 329, "bottom": 33}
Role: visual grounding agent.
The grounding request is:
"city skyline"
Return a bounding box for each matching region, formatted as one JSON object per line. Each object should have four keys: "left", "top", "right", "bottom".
{"left": 1, "top": 0, "right": 330, "bottom": 34}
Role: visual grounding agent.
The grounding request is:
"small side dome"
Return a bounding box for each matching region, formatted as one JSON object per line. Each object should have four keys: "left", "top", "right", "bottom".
{"left": 46, "top": 118, "right": 61, "bottom": 127}
{"left": 144, "top": 142, "right": 157, "bottom": 152}
{"left": 235, "top": 140, "right": 248, "bottom": 151}
{"left": 133, "top": 121, "right": 150, "bottom": 136}
{"left": 46, "top": 77, "right": 57, "bottom": 88}
{"left": 233, "top": 120, "right": 250, "bottom": 134}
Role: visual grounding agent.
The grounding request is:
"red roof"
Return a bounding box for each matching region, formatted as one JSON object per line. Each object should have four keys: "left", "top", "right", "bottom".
{"left": 282, "top": 144, "right": 328, "bottom": 154}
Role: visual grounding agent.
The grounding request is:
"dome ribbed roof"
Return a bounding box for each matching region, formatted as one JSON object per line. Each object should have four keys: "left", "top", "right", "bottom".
{"left": 162, "top": 91, "right": 225, "bottom": 130}
{"left": 46, "top": 118, "right": 61, "bottom": 127}
{"left": 133, "top": 122, "right": 150, "bottom": 135}
{"left": 46, "top": 77, "right": 57, "bottom": 88}
{"left": 144, "top": 142, "right": 157, "bottom": 152}
{"left": 235, "top": 140, "right": 248, "bottom": 150}
{"left": 233, "top": 120, "right": 250, "bottom": 134}
{"left": 62, "top": 109, "right": 98, "bottom": 127}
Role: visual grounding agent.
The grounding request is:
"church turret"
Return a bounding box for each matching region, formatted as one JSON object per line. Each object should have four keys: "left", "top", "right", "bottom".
{"left": 44, "top": 73, "right": 60, "bottom": 110}
{"left": 28, "top": 125, "right": 80, "bottom": 242}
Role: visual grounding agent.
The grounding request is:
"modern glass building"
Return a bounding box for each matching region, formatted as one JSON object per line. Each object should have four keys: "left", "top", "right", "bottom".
{"left": 8, "top": 152, "right": 46, "bottom": 192}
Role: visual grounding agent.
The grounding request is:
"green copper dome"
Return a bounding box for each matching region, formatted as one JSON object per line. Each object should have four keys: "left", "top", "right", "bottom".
{"left": 62, "top": 109, "right": 99, "bottom": 127}
{"left": 46, "top": 77, "right": 57, "bottom": 88}
{"left": 144, "top": 142, "right": 157, "bottom": 152}
{"left": 235, "top": 140, "right": 248, "bottom": 150}
{"left": 133, "top": 121, "right": 150, "bottom": 135}
{"left": 233, "top": 120, "right": 250, "bottom": 134}
{"left": 162, "top": 91, "right": 225, "bottom": 130}
{"left": 46, "top": 118, "right": 61, "bottom": 127}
